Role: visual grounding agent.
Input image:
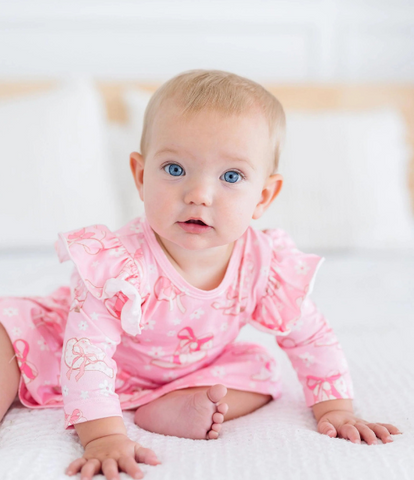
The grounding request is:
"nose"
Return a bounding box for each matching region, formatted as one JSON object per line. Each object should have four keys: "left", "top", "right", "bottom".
{"left": 183, "top": 177, "right": 213, "bottom": 207}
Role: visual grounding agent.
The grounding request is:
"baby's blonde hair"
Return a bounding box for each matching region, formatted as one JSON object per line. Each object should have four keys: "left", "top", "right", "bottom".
{"left": 140, "top": 69, "right": 286, "bottom": 174}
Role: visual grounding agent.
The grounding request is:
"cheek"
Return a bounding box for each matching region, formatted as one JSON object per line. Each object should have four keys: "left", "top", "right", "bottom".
{"left": 143, "top": 179, "right": 177, "bottom": 217}
{"left": 219, "top": 190, "right": 257, "bottom": 225}
{"left": 231, "top": 188, "right": 259, "bottom": 214}
{"left": 143, "top": 171, "right": 161, "bottom": 200}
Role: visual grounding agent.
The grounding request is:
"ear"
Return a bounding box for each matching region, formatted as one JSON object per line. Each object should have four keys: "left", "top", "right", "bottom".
{"left": 252, "top": 174, "right": 283, "bottom": 220}
{"left": 130, "top": 152, "right": 145, "bottom": 201}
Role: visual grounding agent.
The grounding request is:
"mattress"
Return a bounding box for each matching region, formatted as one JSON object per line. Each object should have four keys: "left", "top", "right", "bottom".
{"left": 0, "top": 248, "right": 413, "bottom": 480}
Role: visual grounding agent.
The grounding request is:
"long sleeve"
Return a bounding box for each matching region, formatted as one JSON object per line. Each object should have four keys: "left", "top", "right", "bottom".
{"left": 275, "top": 296, "right": 353, "bottom": 407}
{"left": 61, "top": 272, "right": 124, "bottom": 429}
{"left": 250, "top": 228, "right": 354, "bottom": 407}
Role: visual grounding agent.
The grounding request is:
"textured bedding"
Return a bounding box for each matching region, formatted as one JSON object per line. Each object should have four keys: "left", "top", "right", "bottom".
{"left": 0, "top": 248, "right": 413, "bottom": 480}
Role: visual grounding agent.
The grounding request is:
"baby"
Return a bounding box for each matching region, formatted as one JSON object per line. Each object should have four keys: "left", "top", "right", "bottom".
{"left": 0, "top": 69, "right": 401, "bottom": 480}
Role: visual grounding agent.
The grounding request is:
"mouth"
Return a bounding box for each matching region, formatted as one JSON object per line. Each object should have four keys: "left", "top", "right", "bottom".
{"left": 182, "top": 218, "right": 209, "bottom": 227}
{"left": 177, "top": 217, "right": 212, "bottom": 233}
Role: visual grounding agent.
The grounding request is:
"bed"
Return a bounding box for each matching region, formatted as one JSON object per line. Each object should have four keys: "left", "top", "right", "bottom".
{"left": 0, "top": 82, "right": 413, "bottom": 480}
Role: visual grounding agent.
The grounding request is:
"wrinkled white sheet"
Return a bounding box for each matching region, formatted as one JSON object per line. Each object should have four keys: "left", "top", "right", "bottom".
{"left": 0, "top": 248, "right": 413, "bottom": 480}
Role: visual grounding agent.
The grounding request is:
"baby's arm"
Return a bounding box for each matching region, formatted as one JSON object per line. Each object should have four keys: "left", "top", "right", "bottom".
{"left": 62, "top": 272, "right": 160, "bottom": 478}
{"left": 280, "top": 298, "right": 402, "bottom": 444}
{"left": 66, "top": 417, "right": 160, "bottom": 480}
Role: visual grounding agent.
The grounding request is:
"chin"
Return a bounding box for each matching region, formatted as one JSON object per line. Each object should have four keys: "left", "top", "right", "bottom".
{"left": 177, "top": 238, "right": 217, "bottom": 251}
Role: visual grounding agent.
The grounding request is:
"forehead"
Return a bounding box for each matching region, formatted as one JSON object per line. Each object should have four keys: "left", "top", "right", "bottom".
{"left": 151, "top": 100, "right": 271, "bottom": 148}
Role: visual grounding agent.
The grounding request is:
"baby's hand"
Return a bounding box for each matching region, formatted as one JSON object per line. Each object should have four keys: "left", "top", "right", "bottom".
{"left": 316, "top": 410, "right": 402, "bottom": 445}
{"left": 65, "top": 433, "right": 161, "bottom": 480}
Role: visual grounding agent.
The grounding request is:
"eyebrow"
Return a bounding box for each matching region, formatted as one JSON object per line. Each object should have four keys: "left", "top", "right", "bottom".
{"left": 154, "top": 147, "right": 255, "bottom": 170}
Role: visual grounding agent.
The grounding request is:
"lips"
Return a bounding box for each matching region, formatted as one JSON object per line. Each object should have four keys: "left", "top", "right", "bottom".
{"left": 177, "top": 217, "right": 212, "bottom": 233}
{"left": 183, "top": 218, "right": 209, "bottom": 226}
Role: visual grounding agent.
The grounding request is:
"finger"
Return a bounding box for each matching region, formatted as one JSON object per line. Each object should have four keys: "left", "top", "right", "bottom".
{"left": 338, "top": 424, "right": 361, "bottom": 444}
{"left": 317, "top": 420, "right": 337, "bottom": 438}
{"left": 376, "top": 423, "right": 402, "bottom": 435}
{"left": 66, "top": 457, "right": 87, "bottom": 475}
{"left": 354, "top": 423, "right": 377, "bottom": 445}
{"left": 102, "top": 458, "right": 120, "bottom": 480}
{"left": 118, "top": 456, "right": 144, "bottom": 480}
{"left": 80, "top": 459, "right": 101, "bottom": 480}
{"left": 366, "top": 423, "right": 395, "bottom": 443}
{"left": 134, "top": 445, "right": 161, "bottom": 465}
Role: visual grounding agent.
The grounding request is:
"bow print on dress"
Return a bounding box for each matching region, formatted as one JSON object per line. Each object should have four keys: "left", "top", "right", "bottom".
{"left": 306, "top": 372, "right": 351, "bottom": 403}
{"left": 64, "top": 337, "right": 114, "bottom": 381}
{"left": 12, "top": 339, "right": 39, "bottom": 383}
{"left": 151, "top": 326, "right": 214, "bottom": 369}
{"left": 66, "top": 228, "right": 106, "bottom": 256}
{"left": 64, "top": 408, "right": 88, "bottom": 428}
{"left": 154, "top": 276, "right": 186, "bottom": 313}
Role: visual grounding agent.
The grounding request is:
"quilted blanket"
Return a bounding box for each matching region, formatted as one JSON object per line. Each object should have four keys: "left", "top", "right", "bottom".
{"left": 0, "top": 249, "right": 413, "bottom": 480}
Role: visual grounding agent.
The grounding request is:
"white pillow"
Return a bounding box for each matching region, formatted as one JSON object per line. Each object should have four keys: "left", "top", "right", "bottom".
{"left": 106, "top": 88, "right": 152, "bottom": 225}
{"left": 120, "top": 91, "right": 414, "bottom": 250}
{"left": 107, "top": 123, "right": 146, "bottom": 225}
{"left": 252, "top": 108, "right": 414, "bottom": 250}
{"left": 0, "top": 79, "right": 121, "bottom": 249}
{"left": 124, "top": 88, "right": 153, "bottom": 144}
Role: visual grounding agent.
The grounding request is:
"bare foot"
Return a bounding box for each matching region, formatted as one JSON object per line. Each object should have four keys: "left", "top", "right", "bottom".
{"left": 134, "top": 384, "right": 229, "bottom": 440}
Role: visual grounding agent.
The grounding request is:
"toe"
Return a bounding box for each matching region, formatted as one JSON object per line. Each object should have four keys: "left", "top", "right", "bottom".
{"left": 212, "top": 412, "right": 224, "bottom": 424}
{"left": 217, "top": 403, "right": 229, "bottom": 416}
{"left": 207, "top": 384, "right": 227, "bottom": 403}
{"left": 211, "top": 423, "right": 221, "bottom": 433}
{"left": 207, "top": 430, "right": 219, "bottom": 440}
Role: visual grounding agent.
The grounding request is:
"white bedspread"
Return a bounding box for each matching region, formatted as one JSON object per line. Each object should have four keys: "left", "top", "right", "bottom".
{"left": 0, "top": 249, "right": 413, "bottom": 480}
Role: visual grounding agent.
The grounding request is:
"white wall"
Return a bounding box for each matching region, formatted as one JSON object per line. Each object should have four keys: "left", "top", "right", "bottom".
{"left": 0, "top": 0, "right": 413, "bottom": 82}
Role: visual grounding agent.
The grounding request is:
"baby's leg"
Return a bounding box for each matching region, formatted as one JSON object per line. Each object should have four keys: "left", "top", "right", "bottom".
{"left": 217, "top": 388, "right": 272, "bottom": 421}
{"left": 0, "top": 322, "right": 21, "bottom": 423}
{"left": 134, "top": 385, "right": 271, "bottom": 439}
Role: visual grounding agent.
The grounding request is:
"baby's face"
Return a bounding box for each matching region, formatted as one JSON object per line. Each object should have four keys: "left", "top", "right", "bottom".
{"left": 131, "top": 100, "right": 282, "bottom": 251}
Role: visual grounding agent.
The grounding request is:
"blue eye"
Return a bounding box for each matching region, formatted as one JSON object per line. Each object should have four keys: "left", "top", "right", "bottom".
{"left": 222, "top": 171, "right": 242, "bottom": 183}
{"left": 164, "top": 163, "right": 184, "bottom": 176}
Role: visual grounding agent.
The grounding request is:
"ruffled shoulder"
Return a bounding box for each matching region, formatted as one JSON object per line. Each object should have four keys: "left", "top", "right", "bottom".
{"left": 251, "top": 228, "right": 325, "bottom": 336}
{"left": 54, "top": 222, "right": 149, "bottom": 336}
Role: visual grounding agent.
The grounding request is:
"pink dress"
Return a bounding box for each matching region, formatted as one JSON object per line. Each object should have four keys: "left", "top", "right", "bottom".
{"left": 0, "top": 215, "right": 353, "bottom": 430}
